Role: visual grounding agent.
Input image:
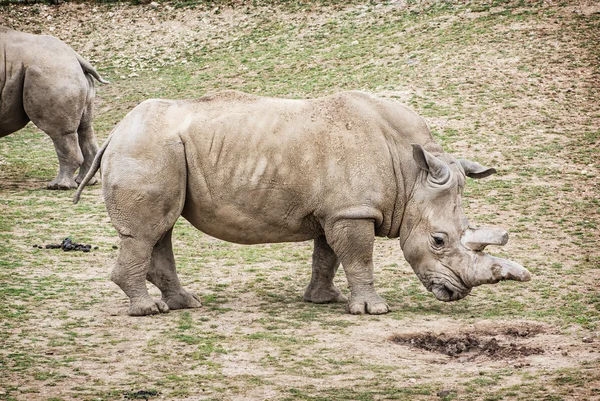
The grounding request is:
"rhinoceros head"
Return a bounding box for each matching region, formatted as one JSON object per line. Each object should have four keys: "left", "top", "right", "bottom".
{"left": 400, "top": 143, "right": 531, "bottom": 302}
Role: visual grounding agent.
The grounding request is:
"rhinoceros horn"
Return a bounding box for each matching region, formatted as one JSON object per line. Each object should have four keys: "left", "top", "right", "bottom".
{"left": 464, "top": 228, "right": 531, "bottom": 287}
{"left": 468, "top": 253, "right": 531, "bottom": 287}
{"left": 462, "top": 227, "right": 508, "bottom": 252}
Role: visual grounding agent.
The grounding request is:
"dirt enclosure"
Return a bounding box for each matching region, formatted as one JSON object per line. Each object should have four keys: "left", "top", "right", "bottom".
{"left": 0, "top": 0, "right": 599, "bottom": 400}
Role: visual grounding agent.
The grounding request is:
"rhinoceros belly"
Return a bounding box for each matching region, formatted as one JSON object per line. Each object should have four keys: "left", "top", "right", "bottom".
{"left": 177, "top": 108, "right": 326, "bottom": 243}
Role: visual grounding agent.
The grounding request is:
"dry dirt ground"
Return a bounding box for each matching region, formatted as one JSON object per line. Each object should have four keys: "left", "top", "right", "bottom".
{"left": 0, "top": 1, "right": 599, "bottom": 400}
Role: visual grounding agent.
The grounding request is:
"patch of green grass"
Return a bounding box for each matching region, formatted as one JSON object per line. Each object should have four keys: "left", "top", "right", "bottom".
{"left": 1, "top": 1, "right": 599, "bottom": 400}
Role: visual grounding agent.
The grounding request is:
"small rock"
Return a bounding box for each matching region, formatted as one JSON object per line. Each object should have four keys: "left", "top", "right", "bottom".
{"left": 582, "top": 337, "right": 594, "bottom": 343}
{"left": 149, "top": 1, "right": 160, "bottom": 8}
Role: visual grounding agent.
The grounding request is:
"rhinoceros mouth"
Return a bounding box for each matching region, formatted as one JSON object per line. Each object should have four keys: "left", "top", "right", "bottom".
{"left": 430, "top": 282, "right": 471, "bottom": 302}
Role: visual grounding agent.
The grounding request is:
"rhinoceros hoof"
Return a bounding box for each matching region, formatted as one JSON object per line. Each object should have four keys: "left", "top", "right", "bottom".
{"left": 128, "top": 297, "right": 170, "bottom": 316}
{"left": 47, "top": 178, "right": 78, "bottom": 190}
{"left": 162, "top": 291, "right": 202, "bottom": 311}
{"left": 347, "top": 296, "right": 390, "bottom": 315}
{"left": 303, "top": 286, "right": 347, "bottom": 304}
{"left": 76, "top": 176, "right": 98, "bottom": 186}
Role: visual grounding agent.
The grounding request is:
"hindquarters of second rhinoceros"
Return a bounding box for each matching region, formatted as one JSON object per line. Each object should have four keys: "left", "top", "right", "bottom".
{"left": 0, "top": 27, "right": 105, "bottom": 189}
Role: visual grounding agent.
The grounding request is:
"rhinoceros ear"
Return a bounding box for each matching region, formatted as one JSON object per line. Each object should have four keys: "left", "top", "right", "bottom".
{"left": 458, "top": 159, "right": 497, "bottom": 179}
{"left": 412, "top": 144, "right": 450, "bottom": 185}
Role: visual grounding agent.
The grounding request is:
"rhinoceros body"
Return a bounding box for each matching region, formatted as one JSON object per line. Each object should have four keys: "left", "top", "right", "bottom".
{"left": 0, "top": 26, "right": 107, "bottom": 189}
{"left": 75, "top": 90, "right": 530, "bottom": 316}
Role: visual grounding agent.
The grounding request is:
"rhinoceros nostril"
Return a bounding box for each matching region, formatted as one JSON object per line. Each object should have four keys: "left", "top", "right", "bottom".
{"left": 430, "top": 284, "right": 452, "bottom": 302}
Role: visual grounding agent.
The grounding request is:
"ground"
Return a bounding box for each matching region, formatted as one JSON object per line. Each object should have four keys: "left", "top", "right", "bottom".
{"left": 0, "top": 1, "right": 599, "bottom": 400}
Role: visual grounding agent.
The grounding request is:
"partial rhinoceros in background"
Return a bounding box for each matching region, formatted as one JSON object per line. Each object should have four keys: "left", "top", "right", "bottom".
{"left": 0, "top": 26, "right": 108, "bottom": 189}
{"left": 74, "top": 90, "right": 531, "bottom": 316}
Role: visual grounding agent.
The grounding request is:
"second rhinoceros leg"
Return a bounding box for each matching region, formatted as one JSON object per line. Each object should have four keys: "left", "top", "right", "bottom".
{"left": 146, "top": 228, "right": 202, "bottom": 311}
{"left": 47, "top": 132, "right": 84, "bottom": 189}
{"left": 303, "top": 235, "right": 347, "bottom": 303}
{"left": 74, "top": 102, "right": 99, "bottom": 186}
{"left": 23, "top": 65, "right": 84, "bottom": 189}
{"left": 325, "top": 219, "right": 389, "bottom": 315}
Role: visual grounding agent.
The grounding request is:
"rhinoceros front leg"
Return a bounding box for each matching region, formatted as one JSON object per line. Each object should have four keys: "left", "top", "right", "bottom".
{"left": 303, "top": 235, "right": 347, "bottom": 304}
{"left": 47, "top": 131, "right": 83, "bottom": 189}
{"left": 325, "top": 219, "right": 389, "bottom": 315}
{"left": 146, "top": 228, "right": 202, "bottom": 311}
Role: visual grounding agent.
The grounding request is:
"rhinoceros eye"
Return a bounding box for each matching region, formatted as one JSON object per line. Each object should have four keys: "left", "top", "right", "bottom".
{"left": 432, "top": 235, "right": 446, "bottom": 248}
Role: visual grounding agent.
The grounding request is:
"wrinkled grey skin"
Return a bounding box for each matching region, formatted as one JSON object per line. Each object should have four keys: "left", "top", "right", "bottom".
{"left": 0, "top": 26, "right": 108, "bottom": 189}
{"left": 75, "top": 90, "right": 531, "bottom": 316}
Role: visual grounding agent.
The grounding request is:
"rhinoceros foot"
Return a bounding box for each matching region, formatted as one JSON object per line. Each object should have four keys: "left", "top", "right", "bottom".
{"left": 303, "top": 284, "right": 347, "bottom": 304}
{"left": 75, "top": 175, "right": 98, "bottom": 187}
{"left": 128, "top": 296, "right": 170, "bottom": 316}
{"left": 347, "top": 293, "right": 389, "bottom": 315}
{"left": 162, "top": 290, "right": 202, "bottom": 311}
{"left": 47, "top": 176, "right": 79, "bottom": 190}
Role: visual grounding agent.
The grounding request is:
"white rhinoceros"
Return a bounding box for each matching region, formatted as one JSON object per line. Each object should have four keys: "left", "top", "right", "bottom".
{"left": 0, "top": 26, "right": 108, "bottom": 189}
{"left": 74, "top": 90, "right": 530, "bottom": 316}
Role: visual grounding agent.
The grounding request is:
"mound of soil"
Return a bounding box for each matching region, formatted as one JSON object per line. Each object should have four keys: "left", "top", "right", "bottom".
{"left": 390, "top": 331, "right": 545, "bottom": 360}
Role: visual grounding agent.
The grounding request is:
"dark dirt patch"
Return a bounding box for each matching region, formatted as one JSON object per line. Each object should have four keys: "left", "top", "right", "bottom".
{"left": 390, "top": 330, "right": 545, "bottom": 359}
{"left": 501, "top": 326, "right": 544, "bottom": 338}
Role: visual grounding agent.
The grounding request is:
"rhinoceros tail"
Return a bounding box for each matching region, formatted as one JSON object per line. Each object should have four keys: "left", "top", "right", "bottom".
{"left": 73, "top": 134, "right": 112, "bottom": 204}
{"left": 76, "top": 53, "right": 110, "bottom": 84}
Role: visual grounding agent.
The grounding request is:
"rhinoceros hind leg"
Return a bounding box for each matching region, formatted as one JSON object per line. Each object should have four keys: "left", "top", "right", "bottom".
{"left": 23, "top": 65, "right": 85, "bottom": 190}
{"left": 304, "top": 235, "right": 347, "bottom": 304}
{"left": 104, "top": 133, "right": 187, "bottom": 316}
{"left": 111, "top": 237, "right": 170, "bottom": 316}
{"left": 325, "top": 219, "right": 389, "bottom": 315}
{"left": 147, "top": 228, "right": 202, "bottom": 311}
{"left": 46, "top": 131, "right": 83, "bottom": 190}
{"left": 74, "top": 102, "right": 99, "bottom": 186}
